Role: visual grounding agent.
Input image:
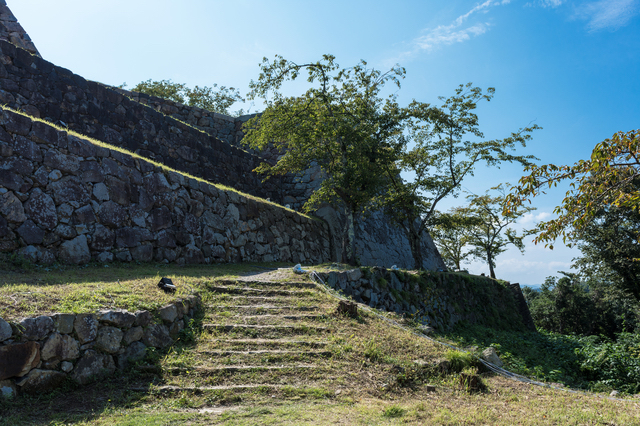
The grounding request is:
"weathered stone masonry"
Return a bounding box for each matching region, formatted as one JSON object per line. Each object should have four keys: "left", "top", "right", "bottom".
{"left": 0, "top": 296, "right": 200, "bottom": 396}
{"left": 0, "top": 107, "right": 330, "bottom": 265}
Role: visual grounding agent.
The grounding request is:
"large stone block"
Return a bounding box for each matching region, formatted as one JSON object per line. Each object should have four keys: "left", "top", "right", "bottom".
{"left": 24, "top": 189, "right": 57, "bottom": 230}
{"left": 142, "top": 323, "right": 172, "bottom": 348}
{"left": 59, "top": 235, "right": 90, "bottom": 264}
{"left": 40, "top": 333, "right": 79, "bottom": 361}
{"left": 18, "top": 316, "right": 53, "bottom": 340}
{"left": 0, "top": 190, "right": 25, "bottom": 223}
{"left": 74, "top": 314, "right": 98, "bottom": 344}
{"left": 0, "top": 341, "right": 40, "bottom": 380}
{"left": 97, "top": 309, "right": 135, "bottom": 328}
{"left": 15, "top": 369, "right": 66, "bottom": 394}
{"left": 95, "top": 326, "right": 123, "bottom": 354}
{"left": 70, "top": 350, "right": 115, "bottom": 385}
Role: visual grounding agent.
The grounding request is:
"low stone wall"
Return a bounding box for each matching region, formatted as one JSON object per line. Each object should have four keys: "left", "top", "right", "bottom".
{"left": 0, "top": 295, "right": 200, "bottom": 397}
{"left": 319, "top": 268, "right": 531, "bottom": 332}
{"left": 0, "top": 107, "right": 331, "bottom": 265}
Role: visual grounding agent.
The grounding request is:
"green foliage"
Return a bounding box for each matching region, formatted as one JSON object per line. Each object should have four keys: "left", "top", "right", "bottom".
{"left": 507, "top": 129, "right": 640, "bottom": 247}
{"left": 431, "top": 209, "right": 479, "bottom": 270}
{"left": 382, "top": 83, "right": 539, "bottom": 269}
{"left": 129, "top": 79, "right": 243, "bottom": 115}
{"left": 243, "top": 54, "right": 406, "bottom": 264}
{"left": 382, "top": 405, "right": 406, "bottom": 418}
{"left": 444, "top": 350, "right": 480, "bottom": 373}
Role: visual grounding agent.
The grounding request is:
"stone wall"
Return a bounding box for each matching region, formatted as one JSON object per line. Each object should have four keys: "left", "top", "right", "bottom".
{"left": 318, "top": 268, "right": 532, "bottom": 332}
{"left": 0, "top": 296, "right": 200, "bottom": 396}
{"left": 0, "top": 107, "right": 331, "bottom": 265}
{"left": 0, "top": 1, "right": 39, "bottom": 57}
{"left": 0, "top": 39, "right": 287, "bottom": 203}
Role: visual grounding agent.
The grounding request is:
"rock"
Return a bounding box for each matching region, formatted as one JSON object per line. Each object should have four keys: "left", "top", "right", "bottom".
{"left": 24, "top": 189, "right": 57, "bottom": 230}
{"left": 0, "top": 341, "right": 40, "bottom": 380}
{"left": 610, "top": 390, "right": 619, "bottom": 397}
{"left": 40, "top": 333, "right": 79, "bottom": 361}
{"left": 16, "top": 219, "right": 44, "bottom": 245}
{"left": 157, "top": 304, "right": 178, "bottom": 323}
{"left": 90, "top": 224, "right": 114, "bottom": 251}
{"left": 0, "top": 379, "right": 17, "bottom": 399}
{"left": 51, "top": 313, "right": 75, "bottom": 334}
{"left": 481, "top": 347, "right": 503, "bottom": 368}
{"left": 15, "top": 369, "right": 66, "bottom": 394}
{"left": 74, "top": 314, "right": 98, "bottom": 344}
{"left": 131, "top": 244, "right": 153, "bottom": 262}
{"left": 97, "top": 309, "right": 136, "bottom": 328}
{"left": 98, "top": 201, "right": 128, "bottom": 228}
{"left": 70, "top": 350, "right": 116, "bottom": 385}
{"left": 18, "top": 316, "right": 53, "bottom": 340}
{"left": 117, "top": 341, "right": 146, "bottom": 370}
{"left": 59, "top": 235, "right": 91, "bottom": 264}
{"left": 123, "top": 326, "right": 143, "bottom": 345}
{"left": 0, "top": 190, "right": 26, "bottom": 223}
{"left": 60, "top": 361, "right": 74, "bottom": 373}
{"left": 418, "top": 325, "right": 435, "bottom": 336}
{"left": 142, "top": 323, "right": 173, "bottom": 348}
{"left": 96, "top": 251, "right": 113, "bottom": 263}
{"left": 93, "top": 182, "right": 109, "bottom": 201}
{"left": 0, "top": 317, "right": 12, "bottom": 342}
{"left": 134, "top": 311, "right": 152, "bottom": 327}
{"left": 95, "top": 326, "right": 123, "bottom": 354}
{"left": 49, "top": 176, "right": 90, "bottom": 205}
{"left": 336, "top": 300, "right": 358, "bottom": 317}
{"left": 169, "top": 319, "right": 184, "bottom": 338}
{"left": 347, "top": 268, "right": 363, "bottom": 281}
{"left": 73, "top": 205, "right": 96, "bottom": 224}
{"left": 44, "top": 150, "right": 80, "bottom": 174}
{"left": 148, "top": 206, "right": 172, "bottom": 231}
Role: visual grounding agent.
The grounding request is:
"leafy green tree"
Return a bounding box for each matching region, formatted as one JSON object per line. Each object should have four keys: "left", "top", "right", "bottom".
{"left": 573, "top": 201, "right": 640, "bottom": 300}
{"left": 242, "top": 54, "right": 406, "bottom": 264}
{"left": 462, "top": 184, "right": 536, "bottom": 279}
{"left": 507, "top": 129, "right": 640, "bottom": 247}
{"left": 383, "top": 83, "right": 539, "bottom": 269}
{"left": 129, "top": 79, "right": 244, "bottom": 115}
{"left": 431, "top": 208, "right": 479, "bottom": 270}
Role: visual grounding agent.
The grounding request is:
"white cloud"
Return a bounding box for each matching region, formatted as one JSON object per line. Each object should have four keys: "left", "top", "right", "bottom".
{"left": 407, "top": 1, "right": 511, "bottom": 55}
{"left": 526, "top": 0, "right": 565, "bottom": 8}
{"left": 520, "top": 211, "right": 552, "bottom": 225}
{"left": 574, "top": 0, "right": 639, "bottom": 31}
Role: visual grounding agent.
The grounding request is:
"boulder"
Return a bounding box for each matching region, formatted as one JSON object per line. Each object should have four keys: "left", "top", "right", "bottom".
{"left": 134, "top": 311, "right": 152, "bottom": 327}
{"left": 24, "top": 189, "right": 57, "bottom": 230}
{"left": 16, "top": 220, "right": 44, "bottom": 245}
{"left": 481, "top": 347, "right": 503, "bottom": 368}
{"left": 157, "top": 304, "right": 178, "bottom": 323}
{"left": 0, "top": 341, "right": 40, "bottom": 380}
{"left": 95, "top": 327, "right": 123, "bottom": 354}
{"left": 18, "top": 315, "right": 53, "bottom": 340}
{"left": 15, "top": 369, "right": 66, "bottom": 394}
{"left": 70, "top": 350, "right": 116, "bottom": 385}
{"left": 0, "top": 191, "right": 26, "bottom": 223}
{"left": 74, "top": 314, "right": 98, "bottom": 344}
{"left": 40, "top": 333, "right": 79, "bottom": 361}
{"left": 117, "top": 341, "right": 147, "bottom": 370}
{"left": 59, "top": 235, "right": 91, "bottom": 264}
{"left": 0, "top": 316, "right": 12, "bottom": 342}
{"left": 49, "top": 176, "right": 90, "bottom": 205}
{"left": 97, "top": 309, "right": 135, "bottom": 328}
{"left": 123, "top": 326, "right": 143, "bottom": 345}
{"left": 142, "top": 323, "right": 173, "bottom": 348}
{"left": 51, "top": 313, "right": 75, "bottom": 334}
{"left": 0, "top": 379, "right": 17, "bottom": 399}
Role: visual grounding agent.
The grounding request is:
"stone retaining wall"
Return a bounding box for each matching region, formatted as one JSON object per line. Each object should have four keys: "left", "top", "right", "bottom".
{"left": 0, "top": 107, "right": 331, "bottom": 265}
{"left": 0, "top": 295, "right": 200, "bottom": 397}
{"left": 0, "top": 1, "right": 38, "bottom": 56}
{"left": 319, "top": 268, "right": 532, "bottom": 332}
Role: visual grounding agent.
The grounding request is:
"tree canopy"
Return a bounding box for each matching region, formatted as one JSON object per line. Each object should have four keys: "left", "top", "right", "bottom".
{"left": 507, "top": 129, "right": 640, "bottom": 247}
{"left": 242, "top": 54, "right": 406, "bottom": 264}
{"left": 382, "top": 83, "right": 539, "bottom": 269}
{"left": 128, "top": 79, "right": 244, "bottom": 115}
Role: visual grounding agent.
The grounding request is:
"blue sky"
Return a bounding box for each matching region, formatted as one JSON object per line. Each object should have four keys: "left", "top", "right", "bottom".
{"left": 10, "top": 0, "right": 640, "bottom": 285}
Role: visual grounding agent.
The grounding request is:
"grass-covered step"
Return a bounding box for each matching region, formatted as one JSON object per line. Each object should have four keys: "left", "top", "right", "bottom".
{"left": 202, "top": 338, "right": 329, "bottom": 351}
{"left": 206, "top": 285, "right": 318, "bottom": 297}
{"left": 203, "top": 314, "right": 329, "bottom": 325}
{"left": 202, "top": 323, "right": 331, "bottom": 338}
{"left": 162, "top": 367, "right": 337, "bottom": 387}
{"left": 215, "top": 305, "right": 322, "bottom": 315}
{"left": 209, "top": 295, "right": 328, "bottom": 307}
{"left": 191, "top": 350, "right": 332, "bottom": 366}
{"left": 215, "top": 279, "right": 318, "bottom": 289}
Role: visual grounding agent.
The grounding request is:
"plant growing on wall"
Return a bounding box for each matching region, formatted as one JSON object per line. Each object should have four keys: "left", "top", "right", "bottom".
{"left": 381, "top": 83, "right": 539, "bottom": 270}
{"left": 128, "top": 79, "right": 244, "bottom": 115}
{"left": 242, "top": 54, "right": 406, "bottom": 264}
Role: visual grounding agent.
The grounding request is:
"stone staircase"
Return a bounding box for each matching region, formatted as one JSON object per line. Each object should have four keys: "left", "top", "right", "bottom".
{"left": 140, "top": 278, "right": 344, "bottom": 405}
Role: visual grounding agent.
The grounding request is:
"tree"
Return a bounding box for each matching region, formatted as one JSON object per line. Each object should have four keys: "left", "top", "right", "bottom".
{"left": 242, "top": 54, "right": 406, "bottom": 264}
{"left": 129, "top": 79, "right": 244, "bottom": 115}
{"left": 506, "top": 129, "right": 640, "bottom": 246}
{"left": 430, "top": 208, "right": 479, "bottom": 270}
{"left": 463, "top": 185, "right": 535, "bottom": 279}
{"left": 382, "top": 83, "right": 539, "bottom": 269}
{"left": 573, "top": 200, "right": 640, "bottom": 299}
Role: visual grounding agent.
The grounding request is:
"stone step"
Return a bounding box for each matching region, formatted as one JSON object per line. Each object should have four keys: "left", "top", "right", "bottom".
{"left": 216, "top": 280, "right": 317, "bottom": 289}
{"left": 207, "top": 305, "right": 321, "bottom": 313}
{"left": 196, "top": 349, "right": 332, "bottom": 357}
{"left": 207, "top": 286, "right": 313, "bottom": 297}
{"left": 130, "top": 384, "right": 285, "bottom": 392}
{"left": 214, "top": 295, "right": 326, "bottom": 305}
{"left": 203, "top": 323, "right": 330, "bottom": 333}
{"left": 203, "top": 338, "right": 328, "bottom": 351}
{"left": 204, "top": 314, "right": 327, "bottom": 323}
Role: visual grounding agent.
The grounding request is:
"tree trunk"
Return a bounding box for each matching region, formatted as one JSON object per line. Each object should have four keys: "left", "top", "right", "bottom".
{"left": 341, "top": 208, "right": 357, "bottom": 265}
{"left": 487, "top": 248, "right": 496, "bottom": 279}
{"left": 408, "top": 225, "right": 423, "bottom": 270}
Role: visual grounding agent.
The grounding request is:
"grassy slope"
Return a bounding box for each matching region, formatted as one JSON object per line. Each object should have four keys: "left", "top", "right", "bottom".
{"left": 1, "top": 263, "right": 639, "bottom": 425}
